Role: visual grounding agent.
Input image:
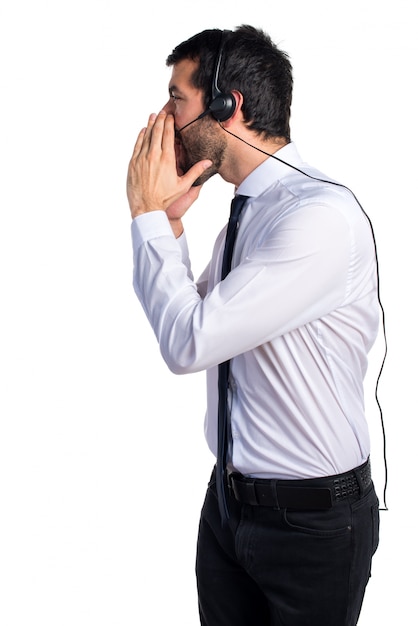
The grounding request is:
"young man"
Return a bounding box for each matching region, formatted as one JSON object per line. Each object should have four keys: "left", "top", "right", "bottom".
{"left": 127, "top": 25, "right": 380, "bottom": 626}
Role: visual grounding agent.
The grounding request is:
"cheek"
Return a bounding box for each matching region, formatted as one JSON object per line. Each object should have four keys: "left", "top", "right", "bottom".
{"left": 175, "top": 114, "right": 186, "bottom": 130}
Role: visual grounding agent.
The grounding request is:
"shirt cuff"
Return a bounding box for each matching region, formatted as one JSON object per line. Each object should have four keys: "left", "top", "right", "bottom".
{"left": 131, "top": 211, "right": 174, "bottom": 249}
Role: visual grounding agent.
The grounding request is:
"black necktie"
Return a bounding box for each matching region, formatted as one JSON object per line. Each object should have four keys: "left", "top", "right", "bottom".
{"left": 216, "top": 194, "right": 249, "bottom": 524}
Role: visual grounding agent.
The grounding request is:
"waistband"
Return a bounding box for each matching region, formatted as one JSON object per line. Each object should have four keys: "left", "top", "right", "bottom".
{"left": 227, "top": 458, "right": 372, "bottom": 510}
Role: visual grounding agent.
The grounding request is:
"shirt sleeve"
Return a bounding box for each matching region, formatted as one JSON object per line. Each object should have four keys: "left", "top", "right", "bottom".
{"left": 131, "top": 201, "right": 370, "bottom": 375}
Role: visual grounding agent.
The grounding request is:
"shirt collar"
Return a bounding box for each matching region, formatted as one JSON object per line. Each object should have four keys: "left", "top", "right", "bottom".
{"left": 236, "top": 142, "right": 304, "bottom": 198}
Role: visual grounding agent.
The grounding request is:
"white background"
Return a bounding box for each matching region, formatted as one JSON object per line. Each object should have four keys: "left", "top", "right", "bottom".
{"left": 0, "top": 1, "right": 416, "bottom": 623}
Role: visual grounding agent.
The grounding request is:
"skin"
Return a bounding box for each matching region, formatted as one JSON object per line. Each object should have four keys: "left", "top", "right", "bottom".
{"left": 127, "top": 58, "right": 287, "bottom": 237}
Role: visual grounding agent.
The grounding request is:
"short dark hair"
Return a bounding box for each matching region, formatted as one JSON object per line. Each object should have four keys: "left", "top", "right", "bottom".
{"left": 166, "top": 25, "right": 293, "bottom": 141}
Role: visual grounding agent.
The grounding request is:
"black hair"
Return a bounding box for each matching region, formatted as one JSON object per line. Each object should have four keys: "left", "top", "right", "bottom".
{"left": 166, "top": 25, "right": 293, "bottom": 142}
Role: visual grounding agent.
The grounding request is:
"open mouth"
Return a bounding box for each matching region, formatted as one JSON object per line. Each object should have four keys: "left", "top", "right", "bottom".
{"left": 174, "top": 136, "right": 187, "bottom": 174}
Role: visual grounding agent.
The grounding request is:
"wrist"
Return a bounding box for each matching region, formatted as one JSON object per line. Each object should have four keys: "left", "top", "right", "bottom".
{"left": 130, "top": 205, "right": 163, "bottom": 220}
{"left": 169, "top": 217, "right": 184, "bottom": 238}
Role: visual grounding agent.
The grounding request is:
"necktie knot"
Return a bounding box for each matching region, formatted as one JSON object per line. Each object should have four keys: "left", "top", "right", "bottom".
{"left": 229, "top": 194, "right": 249, "bottom": 221}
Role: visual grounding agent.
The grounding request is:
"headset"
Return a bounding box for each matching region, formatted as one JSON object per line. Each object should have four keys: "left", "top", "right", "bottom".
{"left": 178, "top": 31, "right": 389, "bottom": 509}
{"left": 176, "top": 31, "right": 235, "bottom": 133}
{"left": 206, "top": 31, "right": 236, "bottom": 122}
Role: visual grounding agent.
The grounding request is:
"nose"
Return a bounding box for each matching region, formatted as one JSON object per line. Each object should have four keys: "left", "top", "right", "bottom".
{"left": 162, "top": 99, "right": 174, "bottom": 114}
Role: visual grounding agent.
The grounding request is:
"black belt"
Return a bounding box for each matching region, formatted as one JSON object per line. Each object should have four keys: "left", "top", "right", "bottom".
{"left": 227, "top": 458, "right": 372, "bottom": 510}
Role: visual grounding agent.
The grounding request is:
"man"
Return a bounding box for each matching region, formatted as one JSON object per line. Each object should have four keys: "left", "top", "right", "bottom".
{"left": 127, "top": 25, "right": 380, "bottom": 626}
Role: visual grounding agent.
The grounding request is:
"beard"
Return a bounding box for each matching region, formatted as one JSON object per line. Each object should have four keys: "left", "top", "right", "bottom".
{"left": 176, "top": 117, "right": 227, "bottom": 186}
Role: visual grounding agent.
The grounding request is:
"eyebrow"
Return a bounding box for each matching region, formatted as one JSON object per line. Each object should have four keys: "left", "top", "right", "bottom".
{"left": 169, "top": 85, "right": 186, "bottom": 97}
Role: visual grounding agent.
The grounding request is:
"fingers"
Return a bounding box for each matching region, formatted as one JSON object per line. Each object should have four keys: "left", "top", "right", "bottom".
{"left": 131, "top": 124, "right": 147, "bottom": 159}
{"left": 133, "top": 111, "right": 176, "bottom": 167}
{"left": 161, "top": 111, "right": 175, "bottom": 151}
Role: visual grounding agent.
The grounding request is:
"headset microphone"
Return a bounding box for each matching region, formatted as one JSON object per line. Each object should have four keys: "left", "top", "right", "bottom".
{"left": 176, "top": 109, "right": 212, "bottom": 134}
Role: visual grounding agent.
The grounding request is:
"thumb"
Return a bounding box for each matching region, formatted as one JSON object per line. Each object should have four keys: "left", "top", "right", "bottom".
{"left": 182, "top": 159, "right": 213, "bottom": 187}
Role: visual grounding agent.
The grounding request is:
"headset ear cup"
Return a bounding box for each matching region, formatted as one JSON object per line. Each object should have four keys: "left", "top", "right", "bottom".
{"left": 208, "top": 92, "right": 236, "bottom": 122}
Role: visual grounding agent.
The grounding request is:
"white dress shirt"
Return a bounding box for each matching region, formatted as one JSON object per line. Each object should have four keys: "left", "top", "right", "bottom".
{"left": 131, "top": 143, "right": 379, "bottom": 479}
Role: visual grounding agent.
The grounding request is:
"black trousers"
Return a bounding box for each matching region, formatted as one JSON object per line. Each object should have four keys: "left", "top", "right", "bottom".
{"left": 196, "top": 468, "right": 379, "bottom": 626}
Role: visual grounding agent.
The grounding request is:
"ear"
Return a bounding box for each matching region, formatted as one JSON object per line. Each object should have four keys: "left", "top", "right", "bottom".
{"left": 222, "top": 90, "right": 244, "bottom": 127}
